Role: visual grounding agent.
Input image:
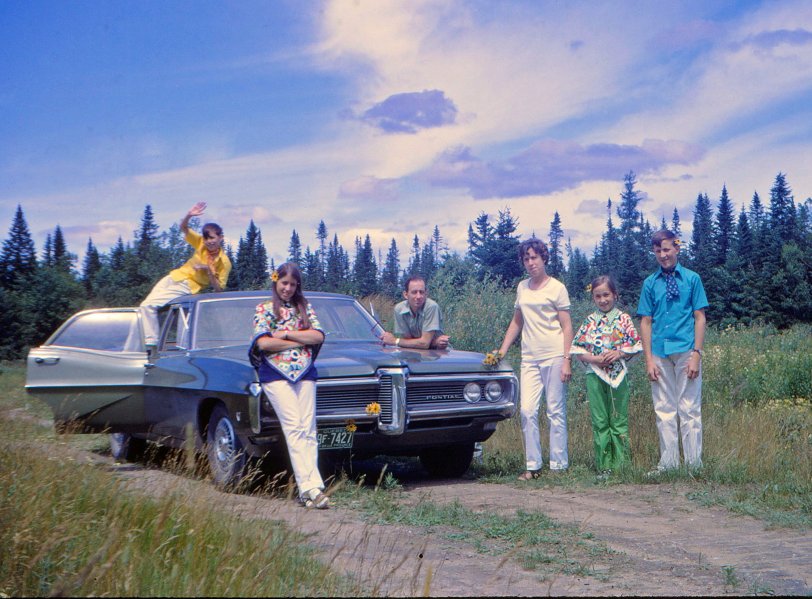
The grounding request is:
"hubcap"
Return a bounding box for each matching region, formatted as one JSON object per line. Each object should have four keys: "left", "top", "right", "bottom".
{"left": 213, "top": 418, "right": 236, "bottom": 466}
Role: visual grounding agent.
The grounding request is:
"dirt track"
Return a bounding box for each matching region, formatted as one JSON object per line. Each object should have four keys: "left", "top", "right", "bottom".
{"left": 87, "top": 451, "right": 810, "bottom": 596}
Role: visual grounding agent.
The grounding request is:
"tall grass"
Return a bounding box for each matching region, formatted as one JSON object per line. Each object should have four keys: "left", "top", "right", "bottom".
{"left": 0, "top": 365, "right": 362, "bottom": 597}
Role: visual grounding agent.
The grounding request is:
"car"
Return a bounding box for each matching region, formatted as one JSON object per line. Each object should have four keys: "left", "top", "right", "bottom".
{"left": 25, "top": 290, "right": 518, "bottom": 487}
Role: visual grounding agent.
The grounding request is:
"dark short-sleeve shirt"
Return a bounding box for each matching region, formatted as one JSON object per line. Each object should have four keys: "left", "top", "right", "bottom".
{"left": 637, "top": 263, "right": 708, "bottom": 358}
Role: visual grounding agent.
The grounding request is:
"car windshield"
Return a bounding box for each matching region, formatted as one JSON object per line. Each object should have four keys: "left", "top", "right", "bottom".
{"left": 193, "top": 296, "right": 384, "bottom": 349}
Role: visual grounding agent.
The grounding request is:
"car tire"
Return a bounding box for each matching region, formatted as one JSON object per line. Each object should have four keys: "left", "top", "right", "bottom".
{"left": 206, "top": 404, "right": 248, "bottom": 489}
{"left": 109, "top": 432, "right": 147, "bottom": 461}
{"left": 419, "top": 442, "right": 475, "bottom": 478}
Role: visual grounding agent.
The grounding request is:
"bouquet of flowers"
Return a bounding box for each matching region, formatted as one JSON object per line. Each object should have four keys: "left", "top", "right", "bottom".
{"left": 482, "top": 350, "right": 503, "bottom": 368}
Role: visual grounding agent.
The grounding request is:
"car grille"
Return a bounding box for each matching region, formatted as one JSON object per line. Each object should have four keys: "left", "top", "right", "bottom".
{"left": 316, "top": 376, "right": 500, "bottom": 418}
{"left": 316, "top": 379, "right": 394, "bottom": 423}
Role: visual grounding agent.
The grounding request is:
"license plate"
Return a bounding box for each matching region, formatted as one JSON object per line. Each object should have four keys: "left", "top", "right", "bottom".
{"left": 317, "top": 427, "right": 354, "bottom": 450}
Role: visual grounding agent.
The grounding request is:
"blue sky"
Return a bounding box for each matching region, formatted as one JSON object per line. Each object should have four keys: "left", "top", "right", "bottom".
{"left": 2, "top": 0, "right": 811, "bottom": 267}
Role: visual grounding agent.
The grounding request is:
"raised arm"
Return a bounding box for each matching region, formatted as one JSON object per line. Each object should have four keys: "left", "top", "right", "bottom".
{"left": 180, "top": 202, "right": 207, "bottom": 234}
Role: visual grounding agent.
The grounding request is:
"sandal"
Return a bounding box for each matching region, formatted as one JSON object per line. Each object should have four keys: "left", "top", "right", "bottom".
{"left": 517, "top": 470, "right": 541, "bottom": 481}
{"left": 304, "top": 491, "right": 330, "bottom": 510}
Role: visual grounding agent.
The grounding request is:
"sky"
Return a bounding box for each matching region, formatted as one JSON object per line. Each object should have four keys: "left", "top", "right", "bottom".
{"left": 2, "top": 0, "right": 812, "bottom": 268}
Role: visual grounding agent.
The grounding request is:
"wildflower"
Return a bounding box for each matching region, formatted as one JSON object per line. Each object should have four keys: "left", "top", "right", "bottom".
{"left": 271, "top": 270, "right": 280, "bottom": 283}
{"left": 345, "top": 419, "right": 357, "bottom": 433}
{"left": 365, "top": 401, "right": 381, "bottom": 416}
{"left": 585, "top": 283, "right": 592, "bottom": 293}
{"left": 482, "top": 350, "right": 503, "bottom": 367}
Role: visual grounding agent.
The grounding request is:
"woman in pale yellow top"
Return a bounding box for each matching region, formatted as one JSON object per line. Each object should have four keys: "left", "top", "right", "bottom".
{"left": 141, "top": 202, "right": 232, "bottom": 347}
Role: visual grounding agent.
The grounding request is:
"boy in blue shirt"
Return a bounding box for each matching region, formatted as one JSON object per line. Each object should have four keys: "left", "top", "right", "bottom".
{"left": 637, "top": 229, "right": 708, "bottom": 472}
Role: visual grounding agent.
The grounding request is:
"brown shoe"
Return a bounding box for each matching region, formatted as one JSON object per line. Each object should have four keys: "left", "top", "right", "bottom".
{"left": 305, "top": 491, "right": 330, "bottom": 509}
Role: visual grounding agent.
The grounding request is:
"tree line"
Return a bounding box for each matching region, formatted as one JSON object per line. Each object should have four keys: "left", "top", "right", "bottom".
{"left": 1, "top": 171, "right": 810, "bottom": 358}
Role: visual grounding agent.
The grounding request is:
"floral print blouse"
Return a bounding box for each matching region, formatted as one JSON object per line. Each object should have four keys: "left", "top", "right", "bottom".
{"left": 251, "top": 300, "right": 324, "bottom": 383}
{"left": 570, "top": 308, "right": 642, "bottom": 388}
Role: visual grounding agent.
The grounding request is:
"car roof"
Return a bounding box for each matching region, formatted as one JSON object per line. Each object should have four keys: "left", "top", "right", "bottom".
{"left": 166, "top": 289, "right": 354, "bottom": 306}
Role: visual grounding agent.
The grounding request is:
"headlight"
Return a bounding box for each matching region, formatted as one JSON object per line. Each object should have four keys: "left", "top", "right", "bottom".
{"left": 485, "top": 381, "right": 503, "bottom": 402}
{"left": 463, "top": 382, "right": 482, "bottom": 403}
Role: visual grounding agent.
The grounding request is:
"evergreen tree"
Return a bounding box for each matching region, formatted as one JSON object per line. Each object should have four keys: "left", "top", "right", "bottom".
{"left": 302, "top": 246, "right": 321, "bottom": 290}
{"left": 315, "top": 220, "right": 328, "bottom": 288}
{"left": 234, "top": 220, "right": 269, "bottom": 289}
{"left": 466, "top": 209, "right": 523, "bottom": 285}
{"left": 82, "top": 238, "right": 102, "bottom": 296}
{"left": 671, "top": 208, "right": 682, "bottom": 238}
{"left": 136, "top": 205, "right": 159, "bottom": 259}
{"left": 380, "top": 238, "right": 401, "bottom": 298}
{"left": 420, "top": 240, "right": 437, "bottom": 282}
{"left": 688, "top": 193, "right": 714, "bottom": 276}
{"left": 110, "top": 237, "right": 127, "bottom": 270}
{"left": 0, "top": 205, "right": 38, "bottom": 287}
{"left": 564, "top": 239, "right": 590, "bottom": 300}
{"left": 42, "top": 234, "right": 53, "bottom": 267}
{"left": 547, "top": 211, "right": 565, "bottom": 279}
{"left": 768, "top": 172, "right": 796, "bottom": 243}
{"left": 288, "top": 230, "right": 303, "bottom": 265}
{"left": 714, "top": 185, "right": 735, "bottom": 267}
{"left": 431, "top": 225, "right": 446, "bottom": 262}
{"left": 733, "top": 207, "right": 753, "bottom": 268}
{"left": 406, "top": 235, "right": 422, "bottom": 277}
{"left": 615, "top": 172, "right": 647, "bottom": 304}
{"left": 324, "top": 234, "right": 346, "bottom": 292}
{"left": 593, "top": 199, "right": 619, "bottom": 278}
{"left": 352, "top": 234, "right": 378, "bottom": 297}
{"left": 52, "top": 225, "right": 73, "bottom": 273}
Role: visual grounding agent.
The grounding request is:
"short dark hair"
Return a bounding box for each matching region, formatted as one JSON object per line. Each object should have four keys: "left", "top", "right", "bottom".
{"left": 403, "top": 274, "right": 427, "bottom": 292}
{"left": 651, "top": 229, "right": 677, "bottom": 247}
{"left": 590, "top": 275, "right": 618, "bottom": 297}
{"left": 518, "top": 238, "right": 549, "bottom": 264}
{"left": 202, "top": 223, "right": 224, "bottom": 238}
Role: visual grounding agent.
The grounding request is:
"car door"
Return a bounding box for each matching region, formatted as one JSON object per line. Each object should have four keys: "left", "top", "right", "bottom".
{"left": 25, "top": 308, "right": 151, "bottom": 433}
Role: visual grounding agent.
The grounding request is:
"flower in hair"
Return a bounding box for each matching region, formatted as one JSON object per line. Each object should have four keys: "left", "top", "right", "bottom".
{"left": 271, "top": 271, "right": 280, "bottom": 283}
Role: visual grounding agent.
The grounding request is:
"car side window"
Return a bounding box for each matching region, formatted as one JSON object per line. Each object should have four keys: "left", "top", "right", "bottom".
{"left": 50, "top": 311, "right": 143, "bottom": 352}
{"left": 162, "top": 306, "right": 190, "bottom": 350}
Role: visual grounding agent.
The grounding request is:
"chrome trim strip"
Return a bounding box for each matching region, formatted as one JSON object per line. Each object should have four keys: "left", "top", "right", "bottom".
{"left": 317, "top": 378, "right": 380, "bottom": 387}
{"left": 406, "top": 373, "right": 515, "bottom": 383}
{"left": 376, "top": 367, "right": 407, "bottom": 435}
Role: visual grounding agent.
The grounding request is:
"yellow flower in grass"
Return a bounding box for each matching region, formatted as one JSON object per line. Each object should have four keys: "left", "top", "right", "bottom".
{"left": 365, "top": 401, "right": 381, "bottom": 416}
{"left": 345, "top": 419, "right": 357, "bottom": 433}
{"left": 271, "top": 270, "right": 280, "bottom": 283}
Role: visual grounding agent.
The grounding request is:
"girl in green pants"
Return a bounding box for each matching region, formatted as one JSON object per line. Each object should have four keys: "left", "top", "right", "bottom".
{"left": 570, "top": 276, "right": 642, "bottom": 475}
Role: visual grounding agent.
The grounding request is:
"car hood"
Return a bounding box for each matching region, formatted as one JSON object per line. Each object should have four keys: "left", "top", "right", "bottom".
{"left": 197, "top": 342, "right": 510, "bottom": 378}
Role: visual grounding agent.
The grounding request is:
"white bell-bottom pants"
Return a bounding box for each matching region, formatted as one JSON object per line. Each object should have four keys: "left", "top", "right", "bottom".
{"left": 261, "top": 379, "right": 324, "bottom": 497}
{"left": 520, "top": 357, "right": 569, "bottom": 471}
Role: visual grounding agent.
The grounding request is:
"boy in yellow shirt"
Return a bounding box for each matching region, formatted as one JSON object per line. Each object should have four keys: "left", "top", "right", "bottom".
{"left": 140, "top": 202, "right": 231, "bottom": 347}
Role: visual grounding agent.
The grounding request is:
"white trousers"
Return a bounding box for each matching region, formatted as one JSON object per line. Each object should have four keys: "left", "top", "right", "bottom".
{"left": 261, "top": 380, "right": 324, "bottom": 497}
{"left": 520, "top": 357, "right": 568, "bottom": 471}
{"left": 651, "top": 351, "right": 703, "bottom": 469}
{"left": 140, "top": 275, "right": 190, "bottom": 345}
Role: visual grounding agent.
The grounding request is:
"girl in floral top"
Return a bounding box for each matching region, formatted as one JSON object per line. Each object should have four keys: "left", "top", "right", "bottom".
{"left": 250, "top": 262, "right": 328, "bottom": 509}
{"left": 570, "top": 275, "right": 642, "bottom": 475}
